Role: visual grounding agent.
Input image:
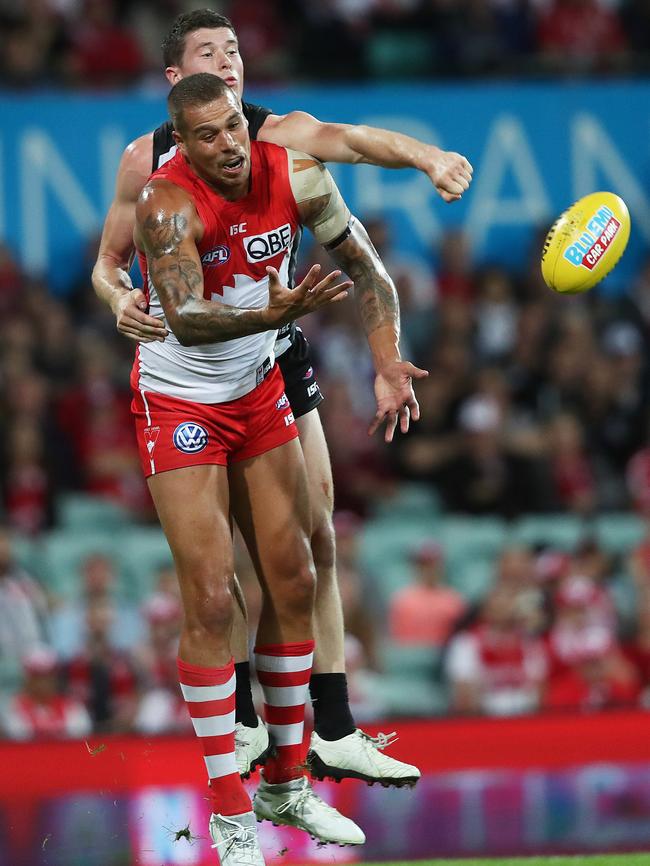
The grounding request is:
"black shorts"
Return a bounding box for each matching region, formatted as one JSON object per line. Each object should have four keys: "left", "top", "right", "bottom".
{"left": 276, "top": 327, "right": 324, "bottom": 420}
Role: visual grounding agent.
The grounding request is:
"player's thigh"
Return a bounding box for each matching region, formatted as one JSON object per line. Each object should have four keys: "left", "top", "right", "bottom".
{"left": 296, "top": 408, "right": 334, "bottom": 523}
{"left": 228, "top": 438, "right": 313, "bottom": 590}
{"left": 148, "top": 464, "right": 234, "bottom": 610}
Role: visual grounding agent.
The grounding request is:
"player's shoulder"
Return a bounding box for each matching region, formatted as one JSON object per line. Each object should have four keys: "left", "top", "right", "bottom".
{"left": 284, "top": 148, "right": 326, "bottom": 173}
{"left": 122, "top": 131, "right": 155, "bottom": 175}
{"left": 137, "top": 176, "right": 191, "bottom": 213}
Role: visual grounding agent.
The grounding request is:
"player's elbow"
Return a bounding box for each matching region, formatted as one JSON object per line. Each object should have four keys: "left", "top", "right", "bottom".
{"left": 165, "top": 309, "right": 192, "bottom": 346}
{"left": 168, "top": 307, "right": 206, "bottom": 347}
{"left": 170, "top": 319, "right": 195, "bottom": 347}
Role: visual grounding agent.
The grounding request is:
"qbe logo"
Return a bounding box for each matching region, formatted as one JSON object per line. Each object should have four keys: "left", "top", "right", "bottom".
{"left": 201, "top": 245, "right": 230, "bottom": 267}
{"left": 173, "top": 422, "right": 209, "bottom": 454}
{"left": 245, "top": 224, "right": 292, "bottom": 263}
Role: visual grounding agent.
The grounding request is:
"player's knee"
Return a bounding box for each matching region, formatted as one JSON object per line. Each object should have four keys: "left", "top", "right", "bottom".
{"left": 311, "top": 514, "right": 336, "bottom": 575}
{"left": 279, "top": 560, "right": 317, "bottom": 620}
{"left": 185, "top": 582, "right": 235, "bottom": 637}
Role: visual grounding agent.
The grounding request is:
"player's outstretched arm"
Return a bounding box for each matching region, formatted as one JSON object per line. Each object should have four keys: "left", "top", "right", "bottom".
{"left": 136, "top": 181, "right": 350, "bottom": 347}
{"left": 92, "top": 134, "right": 169, "bottom": 343}
{"left": 289, "top": 151, "right": 428, "bottom": 443}
{"left": 259, "top": 111, "right": 473, "bottom": 203}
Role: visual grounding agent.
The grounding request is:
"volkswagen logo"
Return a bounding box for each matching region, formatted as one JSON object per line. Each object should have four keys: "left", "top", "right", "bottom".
{"left": 173, "top": 422, "right": 209, "bottom": 454}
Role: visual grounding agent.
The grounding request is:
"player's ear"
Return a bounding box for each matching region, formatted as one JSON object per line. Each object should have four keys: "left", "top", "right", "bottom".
{"left": 172, "top": 130, "right": 187, "bottom": 157}
{"left": 165, "top": 66, "right": 181, "bottom": 85}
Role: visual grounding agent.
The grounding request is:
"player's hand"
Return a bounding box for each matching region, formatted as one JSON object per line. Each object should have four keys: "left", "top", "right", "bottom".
{"left": 423, "top": 148, "right": 473, "bottom": 203}
{"left": 113, "top": 288, "right": 169, "bottom": 343}
{"left": 369, "top": 359, "right": 429, "bottom": 443}
{"left": 264, "top": 264, "right": 351, "bottom": 327}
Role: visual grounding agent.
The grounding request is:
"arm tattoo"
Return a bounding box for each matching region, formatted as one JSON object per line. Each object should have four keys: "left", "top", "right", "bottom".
{"left": 329, "top": 221, "right": 399, "bottom": 337}
{"left": 139, "top": 208, "right": 268, "bottom": 345}
{"left": 143, "top": 213, "right": 188, "bottom": 258}
{"left": 141, "top": 211, "right": 202, "bottom": 310}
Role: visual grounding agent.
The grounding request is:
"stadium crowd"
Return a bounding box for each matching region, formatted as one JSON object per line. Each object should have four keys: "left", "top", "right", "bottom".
{"left": 1, "top": 213, "right": 650, "bottom": 737}
{"left": 0, "top": 0, "right": 649, "bottom": 88}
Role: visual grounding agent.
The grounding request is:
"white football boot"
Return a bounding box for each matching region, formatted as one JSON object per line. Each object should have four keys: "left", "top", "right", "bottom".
{"left": 209, "top": 811, "right": 266, "bottom": 866}
{"left": 253, "top": 773, "right": 365, "bottom": 846}
{"left": 235, "top": 716, "right": 272, "bottom": 778}
{"left": 307, "top": 729, "right": 421, "bottom": 787}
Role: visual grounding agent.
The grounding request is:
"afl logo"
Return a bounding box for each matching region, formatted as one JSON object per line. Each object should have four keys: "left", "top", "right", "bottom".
{"left": 173, "top": 422, "right": 209, "bottom": 454}
{"left": 201, "top": 246, "right": 230, "bottom": 267}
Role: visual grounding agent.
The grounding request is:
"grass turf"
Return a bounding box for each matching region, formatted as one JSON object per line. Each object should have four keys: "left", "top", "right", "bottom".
{"left": 359, "top": 857, "right": 650, "bottom": 866}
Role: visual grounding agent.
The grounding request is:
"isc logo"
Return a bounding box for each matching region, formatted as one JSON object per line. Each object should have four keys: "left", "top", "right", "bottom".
{"left": 201, "top": 246, "right": 230, "bottom": 267}
{"left": 245, "top": 224, "right": 292, "bottom": 263}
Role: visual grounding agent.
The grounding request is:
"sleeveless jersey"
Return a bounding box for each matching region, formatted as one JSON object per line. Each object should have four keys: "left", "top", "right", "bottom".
{"left": 151, "top": 101, "right": 300, "bottom": 359}
{"left": 134, "top": 141, "right": 301, "bottom": 404}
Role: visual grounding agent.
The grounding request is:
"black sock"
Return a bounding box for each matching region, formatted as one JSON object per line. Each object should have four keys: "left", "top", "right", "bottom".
{"left": 309, "top": 673, "right": 356, "bottom": 741}
{"left": 234, "top": 661, "right": 258, "bottom": 728}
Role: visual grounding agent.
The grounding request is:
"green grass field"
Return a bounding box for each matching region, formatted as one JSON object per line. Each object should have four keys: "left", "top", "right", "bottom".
{"left": 359, "top": 856, "right": 650, "bottom": 866}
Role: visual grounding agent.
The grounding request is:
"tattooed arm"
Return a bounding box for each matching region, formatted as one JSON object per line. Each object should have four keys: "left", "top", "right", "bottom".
{"left": 135, "top": 180, "right": 350, "bottom": 346}
{"left": 290, "top": 151, "right": 428, "bottom": 441}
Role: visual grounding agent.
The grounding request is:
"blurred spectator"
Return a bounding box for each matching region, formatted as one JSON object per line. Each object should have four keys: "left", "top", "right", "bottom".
{"left": 435, "top": 229, "right": 475, "bottom": 305}
{"left": 66, "top": 0, "right": 144, "bottom": 87}
{"left": 55, "top": 336, "right": 149, "bottom": 514}
{"left": 344, "top": 634, "right": 389, "bottom": 722}
{"left": 3, "top": 419, "right": 54, "bottom": 534}
{"left": 67, "top": 598, "right": 138, "bottom": 732}
{"left": 1, "top": 646, "right": 91, "bottom": 739}
{"left": 230, "top": 0, "right": 290, "bottom": 81}
{"left": 545, "top": 413, "right": 597, "bottom": 514}
{"left": 623, "top": 598, "right": 650, "bottom": 706}
{"left": 445, "top": 588, "right": 547, "bottom": 716}
{"left": 0, "top": 244, "right": 23, "bottom": 316}
{"left": 538, "top": 0, "right": 628, "bottom": 74}
{"left": 335, "top": 511, "right": 382, "bottom": 670}
{"left": 0, "top": 526, "right": 48, "bottom": 688}
{"left": 548, "top": 575, "right": 615, "bottom": 665}
{"left": 389, "top": 541, "right": 466, "bottom": 646}
{"left": 545, "top": 641, "right": 640, "bottom": 710}
{"left": 435, "top": 393, "right": 550, "bottom": 516}
{"left": 475, "top": 267, "right": 519, "bottom": 363}
{"left": 133, "top": 593, "right": 189, "bottom": 735}
{"left": 49, "top": 553, "right": 141, "bottom": 659}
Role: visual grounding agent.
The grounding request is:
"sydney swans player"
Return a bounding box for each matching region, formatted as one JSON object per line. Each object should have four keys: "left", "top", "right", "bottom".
{"left": 93, "top": 8, "right": 470, "bottom": 789}
{"left": 133, "top": 74, "right": 426, "bottom": 861}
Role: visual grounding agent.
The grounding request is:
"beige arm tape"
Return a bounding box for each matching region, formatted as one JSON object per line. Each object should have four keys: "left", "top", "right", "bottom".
{"left": 287, "top": 149, "right": 351, "bottom": 247}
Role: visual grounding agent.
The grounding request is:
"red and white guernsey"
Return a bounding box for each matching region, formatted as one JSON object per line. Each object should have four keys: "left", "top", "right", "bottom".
{"left": 134, "top": 141, "right": 300, "bottom": 404}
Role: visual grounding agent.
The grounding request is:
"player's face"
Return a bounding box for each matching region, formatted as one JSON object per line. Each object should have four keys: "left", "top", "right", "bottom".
{"left": 167, "top": 28, "right": 244, "bottom": 99}
{"left": 175, "top": 93, "right": 251, "bottom": 197}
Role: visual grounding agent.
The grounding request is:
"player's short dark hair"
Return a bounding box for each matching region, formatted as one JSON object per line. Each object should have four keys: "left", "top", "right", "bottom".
{"left": 162, "top": 9, "right": 236, "bottom": 68}
{"left": 168, "top": 73, "right": 236, "bottom": 132}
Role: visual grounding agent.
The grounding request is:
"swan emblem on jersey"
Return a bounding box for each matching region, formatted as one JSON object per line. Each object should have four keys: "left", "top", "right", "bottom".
{"left": 173, "top": 422, "right": 209, "bottom": 454}
{"left": 212, "top": 272, "right": 274, "bottom": 304}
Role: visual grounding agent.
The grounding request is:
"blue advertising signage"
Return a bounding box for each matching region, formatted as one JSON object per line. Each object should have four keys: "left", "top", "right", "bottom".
{"left": 1, "top": 82, "right": 649, "bottom": 292}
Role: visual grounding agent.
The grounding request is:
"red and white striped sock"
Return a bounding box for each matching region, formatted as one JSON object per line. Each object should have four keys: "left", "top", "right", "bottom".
{"left": 177, "top": 657, "right": 251, "bottom": 816}
{"left": 254, "top": 640, "right": 314, "bottom": 784}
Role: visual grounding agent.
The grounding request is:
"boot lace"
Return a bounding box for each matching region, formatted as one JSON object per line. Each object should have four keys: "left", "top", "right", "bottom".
{"left": 211, "top": 816, "right": 261, "bottom": 866}
{"left": 362, "top": 730, "right": 399, "bottom": 751}
{"left": 276, "top": 781, "right": 337, "bottom": 819}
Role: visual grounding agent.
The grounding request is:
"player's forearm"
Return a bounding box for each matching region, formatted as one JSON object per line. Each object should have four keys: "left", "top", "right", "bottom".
{"left": 171, "top": 296, "right": 271, "bottom": 346}
{"left": 92, "top": 256, "right": 134, "bottom": 315}
{"left": 343, "top": 124, "right": 439, "bottom": 172}
{"left": 149, "top": 258, "right": 269, "bottom": 345}
{"left": 329, "top": 223, "right": 401, "bottom": 365}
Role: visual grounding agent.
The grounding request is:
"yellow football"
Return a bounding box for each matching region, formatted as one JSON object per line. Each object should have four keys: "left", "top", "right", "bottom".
{"left": 541, "top": 192, "right": 631, "bottom": 294}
